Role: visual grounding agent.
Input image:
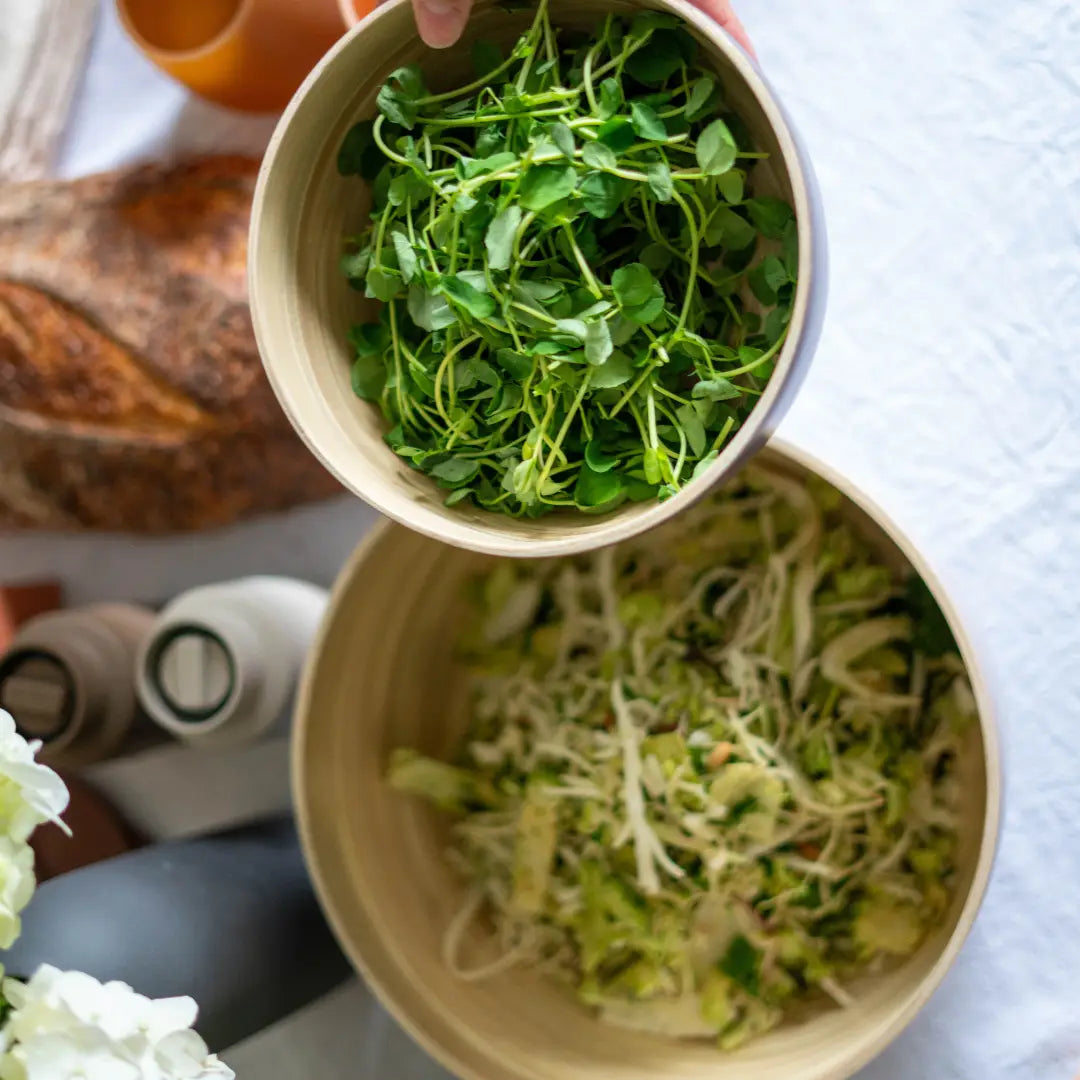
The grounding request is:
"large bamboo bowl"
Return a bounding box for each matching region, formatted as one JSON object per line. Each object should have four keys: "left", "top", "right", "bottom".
{"left": 250, "top": 0, "right": 827, "bottom": 557}
{"left": 294, "top": 440, "right": 1001, "bottom": 1080}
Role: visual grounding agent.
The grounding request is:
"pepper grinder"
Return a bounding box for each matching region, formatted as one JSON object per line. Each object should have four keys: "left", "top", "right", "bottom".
{"left": 0, "top": 603, "right": 156, "bottom": 768}
{"left": 135, "top": 576, "right": 328, "bottom": 750}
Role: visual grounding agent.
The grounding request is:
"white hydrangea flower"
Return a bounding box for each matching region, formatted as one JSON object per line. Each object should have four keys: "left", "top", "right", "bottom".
{"left": 0, "top": 967, "right": 234, "bottom": 1080}
{"left": 0, "top": 838, "right": 35, "bottom": 950}
{"left": 0, "top": 711, "right": 69, "bottom": 844}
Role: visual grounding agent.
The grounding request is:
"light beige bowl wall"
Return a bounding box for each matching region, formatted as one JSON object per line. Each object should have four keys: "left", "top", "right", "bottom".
{"left": 250, "top": 0, "right": 824, "bottom": 557}
{"left": 294, "top": 440, "right": 1001, "bottom": 1080}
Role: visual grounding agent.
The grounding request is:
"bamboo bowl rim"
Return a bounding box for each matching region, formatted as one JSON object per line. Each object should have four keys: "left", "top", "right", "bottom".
{"left": 293, "top": 437, "right": 1003, "bottom": 1080}
{"left": 250, "top": 0, "right": 826, "bottom": 558}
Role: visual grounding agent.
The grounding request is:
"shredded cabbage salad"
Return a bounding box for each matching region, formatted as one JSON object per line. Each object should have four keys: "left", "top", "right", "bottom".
{"left": 389, "top": 465, "right": 975, "bottom": 1049}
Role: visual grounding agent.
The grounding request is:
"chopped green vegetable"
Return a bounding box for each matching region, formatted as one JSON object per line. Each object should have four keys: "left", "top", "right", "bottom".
{"left": 338, "top": 0, "right": 796, "bottom": 518}
{"left": 387, "top": 468, "right": 969, "bottom": 1047}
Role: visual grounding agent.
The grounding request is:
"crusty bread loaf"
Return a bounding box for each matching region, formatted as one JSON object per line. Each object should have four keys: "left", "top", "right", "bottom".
{"left": 0, "top": 156, "right": 339, "bottom": 532}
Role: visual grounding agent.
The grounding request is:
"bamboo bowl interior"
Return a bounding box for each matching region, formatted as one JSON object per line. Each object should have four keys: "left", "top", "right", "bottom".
{"left": 294, "top": 442, "right": 1001, "bottom": 1080}
{"left": 250, "top": 0, "right": 821, "bottom": 557}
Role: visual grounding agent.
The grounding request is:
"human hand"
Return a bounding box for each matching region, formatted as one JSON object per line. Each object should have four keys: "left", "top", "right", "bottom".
{"left": 408, "top": 0, "right": 755, "bottom": 57}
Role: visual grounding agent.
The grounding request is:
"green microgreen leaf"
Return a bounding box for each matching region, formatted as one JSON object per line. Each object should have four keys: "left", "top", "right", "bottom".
{"left": 582, "top": 142, "right": 618, "bottom": 171}
{"left": 390, "top": 230, "right": 418, "bottom": 283}
{"left": 580, "top": 173, "right": 628, "bottom": 219}
{"left": 351, "top": 354, "right": 385, "bottom": 401}
{"left": 597, "top": 118, "right": 636, "bottom": 152}
{"left": 590, "top": 348, "right": 634, "bottom": 388}
{"left": 646, "top": 161, "right": 674, "bottom": 202}
{"left": 431, "top": 457, "right": 481, "bottom": 486}
{"left": 624, "top": 29, "right": 692, "bottom": 86}
{"left": 685, "top": 76, "right": 715, "bottom": 122}
{"left": 485, "top": 205, "right": 522, "bottom": 271}
{"left": 599, "top": 77, "right": 623, "bottom": 119}
{"left": 745, "top": 197, "right": 796, "bottom": 239}
{"left": 519, "top": 164, "right": 578, "bottom": 212}
{"left": 575, "top": 464, "right": 624, "bottom": 508}
{"left": 440, "top": 275, "right": 497, "bottom": 318}
{"left": 548, "top": 121, "right": 576, "bottom": 160}
{"left": 692, "top": 377, "right": 742, "bottom": 402}
{"left": 583, "top": 320, "right": 614, "bottom": 366}
{"left": 630, "top": 101, "right": 667, "bottom": 142}
{"left": 696, "top": 118, "right": 737, "bottom": 175}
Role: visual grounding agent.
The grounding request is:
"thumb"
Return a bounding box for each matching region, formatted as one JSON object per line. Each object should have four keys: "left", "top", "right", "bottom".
{"left": 412, "top": 0, "right": 471, "bottom": 49}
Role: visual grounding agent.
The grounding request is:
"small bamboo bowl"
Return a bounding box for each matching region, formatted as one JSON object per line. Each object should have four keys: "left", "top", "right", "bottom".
{"left": 250, "top": 0, "right": 827, "bottom": 557}
{"left": 294, "top": 440, "right": 1001, "bottom": 1080}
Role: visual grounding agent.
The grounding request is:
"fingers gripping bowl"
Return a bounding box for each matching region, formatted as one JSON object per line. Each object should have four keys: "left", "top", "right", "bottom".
{"left": 294, "top": 442, "right": 1001, "bottom": 1080}
{"left": 249, "top": 0, "right": 826, "bottom": 556}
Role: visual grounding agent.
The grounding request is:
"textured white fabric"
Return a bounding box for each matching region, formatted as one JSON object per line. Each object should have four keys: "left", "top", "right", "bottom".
{"left": 2, "top": 0, "right": 1078, "bottom": 1076}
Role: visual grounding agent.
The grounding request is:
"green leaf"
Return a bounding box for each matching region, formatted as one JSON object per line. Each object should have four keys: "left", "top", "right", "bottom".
{"left": 590, "top": 349, "right": 634, "bottom": 388}
{"left": 337, "top": 120, "right": 382, "bottom": 179}
{"left": 519, "top": 164, "right": 578, "bottom": 212}
{"left": 691, "top": 451, "right": 718, "bottom": 480}
{"left": 472, "top": 40, "right": 502, "bottom": 77}
{"left": 580, "top": 172, "right": 628, "bottom": 219}
{"left": 719, "top": 934, "right": 761, "bottom": 997}
{"left": 906, "top": 576, "right": 958, "bottom": 656}
{"left": 485, "top": 205, "right": 522, "bottom": 271}
{"left": 696, "top": 118, "right": 737, "bottom": 175}
{"left": 340, "top": 248, "right": 371, "bottom": 281}
{"left": 351, "top": 354, "right": 385, "bottom": 401}
{"left": 624, "top": 29, "right": 690, "bottom": 86}
{"left": 365, "top": 266, "right": 401, "bottom": 302}
{"left": 692, "top": 377, "right": 742, "bottom": 401}
{"left": 549, "top": 122, "right": 576, "bottom": 160}
{"left": 454, "top": 357, "right": 500, "bottom": 390}
{"left": 599, "top": 77, "right": 623, "bottom": 119}
{"left": 597, "top": 118, "right": 636, "bottom": 152}
{"left": 377, "top": 69, "right": 424, "bottom": 129}
{"left": 582, "top": 142, "right": 618, "bottom": 171}
{"left": 676, "top": 403, "right": 707, "bottom": 457}
{"left": 461, "top": 151, "right": 517, "bottom": 178}
{"left": 745, "top": 196, "right": 796, "bottom": 239}
{"left": 717, "top": 169, "right": 744, "bottom": 204}
{"left": 584, "top": 440, "right": 618, "bottom": 472}
{"left": 748, "top": 258, "right": 783, "bottom": 304}
{"left": 630, "top": 102, "right": 667, "bottom": 142}
{"left": 390, "top": 230, "right": 418, "bottom": 283}
{"left": 646, "top": 161, "right": 673, "bottom": 202}
{"left": 347, "top": 321, "right": 389, "bottom": 357}
{"left": 706, "top": 207, "right": 756, "bottom": 250}
{"left": 611, "top": 263, "right": 657, "bottom": 308}
{"left": 761, "top": 254, "right": 790, "bottom": 292}
{"left": 583, "top": 319, "right": 613, "bottom": 366}
{"left": 639, "top": 242, "right": 672, "bottom": 274}
{"left": 445, "top": 487, "right": 474, "bottom": 507}
{"left": 574, "top": 464, "right": 624, "bottom": 507}
{"left": 495, "top": 348, "right": 534, "bottom": 380}
{"left": 408, "top": 284, "right": 457, "bottom": 331}
{"left": 431, "top": 457, "right": 480, "bottom": 486}
{"left": 685, "top": 76, "right": 715, "bottom": 122}
{"left": 440, "top": 275, "right": 497, "bottom": 319}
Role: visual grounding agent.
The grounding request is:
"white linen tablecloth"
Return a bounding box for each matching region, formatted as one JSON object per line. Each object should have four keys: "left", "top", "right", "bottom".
{"left": 2, "top": 1, "right": 1078, "bottom": 1076}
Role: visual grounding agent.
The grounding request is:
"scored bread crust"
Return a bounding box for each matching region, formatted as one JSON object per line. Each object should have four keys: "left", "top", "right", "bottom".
{"left": 0, "top": 155, "right": 339, "bottom": 532}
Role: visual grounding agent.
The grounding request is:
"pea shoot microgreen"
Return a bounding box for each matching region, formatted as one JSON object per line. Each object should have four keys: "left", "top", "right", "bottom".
{"left": 338, "top": 0, "right": 797, "bottom": 516}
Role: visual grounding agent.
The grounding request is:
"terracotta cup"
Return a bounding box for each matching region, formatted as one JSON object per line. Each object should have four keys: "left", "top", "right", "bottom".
{"left": 116, "top": 0, "right": 347, "bottom": 112}
{"left": 293, "top": 439, "right": 1002, "bottom": 1080}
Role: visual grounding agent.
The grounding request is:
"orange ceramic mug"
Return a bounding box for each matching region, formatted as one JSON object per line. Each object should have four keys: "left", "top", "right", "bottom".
{"left": 116, "top": 0, "right": 359, "bottom": 112}
{"left": 337, "top": 0, "right": 380, "bottom": 28}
